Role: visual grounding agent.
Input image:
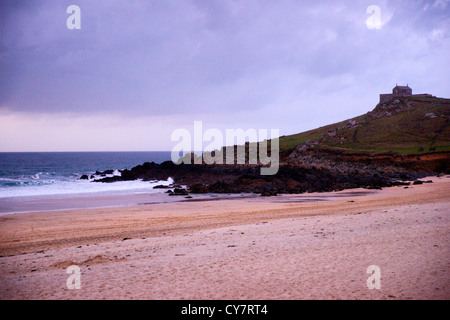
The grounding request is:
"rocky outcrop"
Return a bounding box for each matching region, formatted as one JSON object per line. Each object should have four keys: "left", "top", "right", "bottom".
{"left": 84, "top": 155, "right": 429, "bottom": 195}
{"left": 80, "top": 95, "right": 449, "bottom": 194}
{"left": 80, "top": 136, "right": 449, "bottom": 195}
{"left": 287, "top": 142, "right": 450, "bottom": 174}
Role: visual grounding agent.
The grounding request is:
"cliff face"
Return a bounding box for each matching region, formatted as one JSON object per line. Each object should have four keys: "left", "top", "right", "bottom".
{"left": 287, "top": 144, "right": 450, "bottom": 174}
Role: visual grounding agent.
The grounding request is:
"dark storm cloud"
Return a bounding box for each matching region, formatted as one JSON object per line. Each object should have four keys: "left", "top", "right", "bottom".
{"left": 0, "top": 0, "right": 449, "bottom": 116}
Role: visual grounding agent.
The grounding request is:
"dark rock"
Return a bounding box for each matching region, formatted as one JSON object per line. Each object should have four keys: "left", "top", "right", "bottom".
{"left": 153, "top": 185, "right": 171, "bottom": 189}
{"left": 175, "top": 188, "right": 188, "bottom": 195}
{"left": 413, "top": 180, "right": 423, "bottom": 185}
{"left": 189, "top": 183, "right": 210, "bottom": 193}
{"left": 261, "top": 190, "right": 278, "bottom": 197}
{"left": 80, "top": 175, "right": 89, "bottom": 180}
{"left": 169, "top": 188, "right": 189, "bottom": 196}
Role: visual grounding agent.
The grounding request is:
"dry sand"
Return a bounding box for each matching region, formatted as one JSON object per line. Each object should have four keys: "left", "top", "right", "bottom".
{"left": 0, "top": 176, "right": 449, "bottom": 300}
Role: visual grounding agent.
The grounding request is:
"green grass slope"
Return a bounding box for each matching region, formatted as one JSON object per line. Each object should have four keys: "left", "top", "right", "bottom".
{"left": 279, "top": 95, "right": 450, "bottom": 156}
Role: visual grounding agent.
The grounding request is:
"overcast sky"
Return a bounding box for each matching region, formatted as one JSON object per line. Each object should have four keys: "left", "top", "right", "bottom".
{"left": 0, "top": 0, "right": 449, "bottom": 151}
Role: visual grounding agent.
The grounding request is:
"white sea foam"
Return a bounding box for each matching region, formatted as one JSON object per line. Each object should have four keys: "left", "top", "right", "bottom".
{"left": 0, "top": 177, "right": 174, "bottom": 198}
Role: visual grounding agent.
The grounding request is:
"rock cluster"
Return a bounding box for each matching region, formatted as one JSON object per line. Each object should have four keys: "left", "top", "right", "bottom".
{"left": 83, "top": 151, "right": 429, "bottom": 195}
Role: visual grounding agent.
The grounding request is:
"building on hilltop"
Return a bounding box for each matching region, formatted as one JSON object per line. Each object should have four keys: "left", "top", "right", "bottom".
{"left": 379, "top": 84, "right": 412, "bottom": 103}
{"left": 379, "top": 84, "right": 433, "bottom": 103}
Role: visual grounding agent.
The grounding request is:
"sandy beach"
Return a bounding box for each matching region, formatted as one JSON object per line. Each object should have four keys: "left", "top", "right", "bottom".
{"left": 0, "top": 176, "right": 448, "bottom": 300}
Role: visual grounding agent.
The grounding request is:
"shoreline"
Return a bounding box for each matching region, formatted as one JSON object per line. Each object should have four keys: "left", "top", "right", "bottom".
{"left": 0, "top": 175, "right": 448, "bottom": 299}
{"left": 0, "top": 188, "right": 377, "bottom": 216}
{"left": 0, "top": 174, "right": 435, "bottom": 216}
{"left": 0, "top": 190, "right": 264, "bottom": 216}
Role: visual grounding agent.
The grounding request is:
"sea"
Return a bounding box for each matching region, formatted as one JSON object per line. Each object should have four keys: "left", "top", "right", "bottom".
{"left": 0, "top": 152, "right": 175, "bottom": 214}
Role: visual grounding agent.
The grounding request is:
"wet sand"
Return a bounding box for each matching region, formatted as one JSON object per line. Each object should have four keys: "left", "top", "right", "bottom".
{"left": 0, "top": 191, "right": 256, "bottom": 215}
{"left": 0, "top": 176, "right": 448, "bottom": 299}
